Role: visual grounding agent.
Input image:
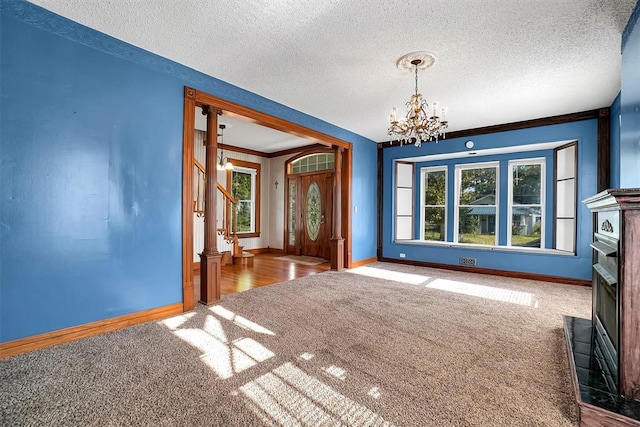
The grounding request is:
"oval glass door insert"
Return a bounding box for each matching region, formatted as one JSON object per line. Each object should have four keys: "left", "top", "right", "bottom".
{"left": 305, "top": 181, "right": 321, "bottom": 241}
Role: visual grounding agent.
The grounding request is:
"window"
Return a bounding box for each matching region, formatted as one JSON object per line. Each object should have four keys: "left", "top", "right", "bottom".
{"left": 290, "top": 153, "right": 335, "bottom": 174}
{"left": 395, "top": 162, "right": 414, "bottom": 240}
{"left": 420, "top": 166, "right": 447, "bottom": 241}
{"left": 554, "top": 142, "right": 577, "bottom": 253}
{"left": 455, "top": 163, "right": 499, "bottom": 245}
{"left": 508, "top": 159, "right": 545, "bottom": 248}
{"left": 227, "top": 159, "right": 261, "bottom": 237}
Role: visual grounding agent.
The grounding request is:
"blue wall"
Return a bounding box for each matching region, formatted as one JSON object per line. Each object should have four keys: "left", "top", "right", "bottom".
{"left": 620, "top": 0, "right": 640, "bottom": 187}
{"left": 0, "top": 1, "right": 378, "bottom": 342}
{"left": 383, "top": 120, "right": 598, "bottom": 280}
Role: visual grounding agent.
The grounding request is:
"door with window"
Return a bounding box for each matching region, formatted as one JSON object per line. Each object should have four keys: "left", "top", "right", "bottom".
{"left": 298, "top": 173, "right": 332, "bottom": 259}
{"left": 286, "top": 152, "right": 335, "bottom": 260}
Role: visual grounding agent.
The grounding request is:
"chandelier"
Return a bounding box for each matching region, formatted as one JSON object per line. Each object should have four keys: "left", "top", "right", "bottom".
{"left": 388, "top": 52, "right": 448, "bottom": 147}
{"left": 217, "top": 124, "right": 234, "bottom": 170}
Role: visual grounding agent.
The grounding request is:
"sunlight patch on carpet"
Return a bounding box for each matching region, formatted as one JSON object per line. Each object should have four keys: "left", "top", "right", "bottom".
{"left": 322, "top": 365, "right": 347, "bottom": 381}
{"left": 210, "top": 305, "right": 276, "bottom": 335}
{"left": 426, "top": 279, "right": 535, "bottom": 306}
{"left": 173, "top": 329, "right": 275, "bottom": 379}
{"left": 159, "top": 312, "right": 196, "bottom": 330}
{"left": 347, "top": 266, "right": 430, "bottom": 285}
{"left": 162, "top": 308, "right": 277, "bottom": 379}
{"left": 240, "top": 362, "right": 394, "bottom": 426}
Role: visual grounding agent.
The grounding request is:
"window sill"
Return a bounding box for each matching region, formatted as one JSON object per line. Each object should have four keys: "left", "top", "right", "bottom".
{"left": 393, "top": 239, "right": 575, "bottom": 256}
{"left": 237, "top": 232, "right": 260, "bottom": 239}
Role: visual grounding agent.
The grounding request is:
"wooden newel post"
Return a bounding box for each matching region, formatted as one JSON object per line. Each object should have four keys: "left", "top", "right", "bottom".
{"left": 199, "top": 106, "right": 222, "bottom": 305}
{"left": 330, "top": 146, "right": 345, "bottom": 271}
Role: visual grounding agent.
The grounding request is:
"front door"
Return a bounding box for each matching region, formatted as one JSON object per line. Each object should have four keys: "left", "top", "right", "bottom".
{"left": 298, "top": 172, "right": 333, "bottom": 259}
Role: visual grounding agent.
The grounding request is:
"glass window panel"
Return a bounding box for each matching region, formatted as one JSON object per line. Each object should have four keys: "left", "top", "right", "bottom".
{"left": 459, "top": 168, "right": 497, "bottom": 205}
{"left": 308, "top": 163, "right": 318, "bottom": 172}
{"left": 305, "top": 182, "right": 321, "bottom": 241}
{"left": 397, "top": 188, "right": 413, "bottom": 215}
{"left": 289, "top": 181, "right": 296, "bottom": 246}
{"left": 397, "top": 163, "right": 414, "bottom": 187}
{"left": 425, "top": 170, "right": 446, "bottom": 205}
{"left": 510, "top": 206, "right": 542, "bottom": 248}
{"left": 232, "top": 171, "right": 252, "bottom": 200}
{"left": 396, "top": 216, "right": 412, "bottom": 240}
{"left": 424, "top": 207, "right": 445, "bottom": 241}
{"left": 292, "top": 164, "right": 300, "bottom": 174}
{"left": 557, "top": 145, "right": 576, "bottom": 180}
{"left": 458, "top": 207, "right": 496, "bottom": 245}
{"left": 512, "top": 164, "right": 541, "bottom": 204}
{"left": 236, "top": 201, "right": 253, "bottom": 232}
{"left": 556, "top": 179, "right": 575, "bottom": 217}
{"left": 556, "top": 218, "right": 575, "bottom": 252}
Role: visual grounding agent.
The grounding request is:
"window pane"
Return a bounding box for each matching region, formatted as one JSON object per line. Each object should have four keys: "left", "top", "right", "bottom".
{"left": 460, "top": 168, "right": 496, "bottom": 205}
{"left": 305, "top": 181, "right": 321, "bottom": 241}
{"left": 232, "top": 171, "right": 252, "bottom": 200}
{"left": 511, "top": 206, "right": 542, "bottom": 247}
{"left": 237, "top": 201, "right": 252, "bottom": 232}
{"left": 424, "top": 170, "right": 446, "bottom": 205}
{"left": 512, "top": 164, "right": 541, "bottom": 204}
{"left": 458, "top": 207, "right": 496, "bottom": 245}
{"left": 289, "top": 181, "right": 296, "bottom": 246}
{"left": 424, "top": 207, "right": 445, "bottom": 241}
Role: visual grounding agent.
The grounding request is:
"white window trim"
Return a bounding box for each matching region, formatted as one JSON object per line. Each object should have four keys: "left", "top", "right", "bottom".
{"left": 454, "top": 161, "right": 500, "bottom": 246}
{"left": 233, "top": 166, "right": 257, "bottom": 234}
{"left": 507, "top": 158, "right": 546, "bottom": 248}
{"left": 420, "top": 166, "right": 448, "bottom": 242}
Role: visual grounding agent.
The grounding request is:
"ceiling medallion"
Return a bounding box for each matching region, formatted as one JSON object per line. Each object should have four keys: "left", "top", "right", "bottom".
{"left": 388, "top": 51, "right": 449, "bottom": 147}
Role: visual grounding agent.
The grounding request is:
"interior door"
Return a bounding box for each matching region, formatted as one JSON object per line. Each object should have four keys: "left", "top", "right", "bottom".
{"left": 300, "top": 172, "right": 333, "bottom": 259}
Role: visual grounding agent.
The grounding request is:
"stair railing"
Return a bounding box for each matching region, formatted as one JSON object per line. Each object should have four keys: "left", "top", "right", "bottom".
{"left": 193, "top": 159, "right": 240, "bottom": 250}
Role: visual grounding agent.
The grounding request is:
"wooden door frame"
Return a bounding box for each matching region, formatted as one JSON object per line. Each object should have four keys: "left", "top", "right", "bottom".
{"left": 182, "top": 87, "right": 353, "bottom": 311}
{"left": 286, "top": 170, "right": 334, "bottom": 259}
{"left": 284, "top": 148, "right": 336, "bottom": 257}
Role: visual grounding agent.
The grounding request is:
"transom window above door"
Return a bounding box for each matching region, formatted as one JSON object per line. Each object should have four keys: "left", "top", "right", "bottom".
{"left": 289, "top": 153, "right": 335, "bottom": 174}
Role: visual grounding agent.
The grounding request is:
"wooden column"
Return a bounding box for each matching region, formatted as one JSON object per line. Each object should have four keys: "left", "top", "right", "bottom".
{"left": 330, "top": 147, "right": 345, "bottom": 270}
{"left": 199, "top": 106, "right": 222, "bottom": 305}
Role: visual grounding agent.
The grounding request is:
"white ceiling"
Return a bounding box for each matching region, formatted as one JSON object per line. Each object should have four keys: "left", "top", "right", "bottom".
{"left": 29, "top": 0, "right": 636, "bottom": 148}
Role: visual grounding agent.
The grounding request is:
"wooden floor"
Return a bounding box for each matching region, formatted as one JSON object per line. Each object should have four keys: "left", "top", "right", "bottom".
{"left": 193, "top": 253, "right": 331, "bottom": 300}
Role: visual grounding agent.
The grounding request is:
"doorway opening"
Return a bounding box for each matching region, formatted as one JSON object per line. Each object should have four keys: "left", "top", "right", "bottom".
{"left": 182, "top": 87, "right": 353, "bottom": 311}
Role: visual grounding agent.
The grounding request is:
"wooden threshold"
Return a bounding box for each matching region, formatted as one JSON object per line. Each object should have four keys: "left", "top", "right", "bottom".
{"left": 0, "top": 303, "right": 183, "bottom": 359}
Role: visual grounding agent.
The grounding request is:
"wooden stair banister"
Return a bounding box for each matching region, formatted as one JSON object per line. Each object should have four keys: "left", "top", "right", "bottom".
{"left": 193, "top": 159, "right": 244, "bottom": 261}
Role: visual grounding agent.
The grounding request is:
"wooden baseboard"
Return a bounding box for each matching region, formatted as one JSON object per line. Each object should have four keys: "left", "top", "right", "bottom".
{"left": 193, "top": 261, "right": 200, "bottom": 271}
{"left": 246, "top": 247, "right": 269, "bottom": 255}
{"left": 0, "top": 303, "right": 183, "bottom": 359}
{"left": 243, "top": 247, "right": 285, "bottom": 255}
{"left": 351, "top": 256, "right": 378, "bottom": 268}
{"left": 380, "top": 257, "right": 591, "bottom": 286}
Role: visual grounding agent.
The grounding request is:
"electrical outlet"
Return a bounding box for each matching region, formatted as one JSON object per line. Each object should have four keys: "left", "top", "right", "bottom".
{"left": 459, "top": 257, "right": 476, "bottom": 266}
{"left": 399, "top": 253, "right": 406, "bottom": 258}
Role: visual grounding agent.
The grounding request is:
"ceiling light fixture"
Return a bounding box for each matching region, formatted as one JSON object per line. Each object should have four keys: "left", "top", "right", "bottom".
{"left": 217, "top": 124, "right": 234, "bottom": 171}
{"left": 388, "top": 52, "right": 448, "bottom": 147}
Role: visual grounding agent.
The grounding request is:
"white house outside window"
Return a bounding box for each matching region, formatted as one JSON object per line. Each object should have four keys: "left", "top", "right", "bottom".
{"left": 508, "top": 159, "right": 545, "bottom": 248}
{"left": 454, "top": 162, "right": 499, "bottom": 246}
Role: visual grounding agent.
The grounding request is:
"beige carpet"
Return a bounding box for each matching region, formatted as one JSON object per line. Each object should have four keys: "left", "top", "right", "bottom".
{"left": 0, "top": 262, "right": 591, "bottom": 426}
{"left": 274, "top": 255, "right": 328, "bottom": 265}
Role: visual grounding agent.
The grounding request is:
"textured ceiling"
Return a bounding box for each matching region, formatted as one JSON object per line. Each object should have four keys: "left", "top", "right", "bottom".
{"left": 29, "top": 0, "right": 636, "bottom": 146}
